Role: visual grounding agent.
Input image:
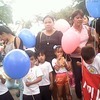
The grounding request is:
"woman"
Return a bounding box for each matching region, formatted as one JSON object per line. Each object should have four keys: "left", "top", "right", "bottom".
{"left": 35, "top": 15, "right": 63, "bottom": 100}
{"left": 0, "top": 25, "right": 23, "bottom": 100}
{"left": 83, "top": 15, "right": 89, "bottom": 26}
{"left": 35, "top": 15, "right": 63, "bottom": 63}
{"left": 69, "top": 10, "right": 89, "bottom": 99}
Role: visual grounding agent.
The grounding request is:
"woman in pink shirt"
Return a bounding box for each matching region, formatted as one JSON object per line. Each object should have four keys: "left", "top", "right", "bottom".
{"left": 70, "top": 10, "right": 89, "bottom": 99}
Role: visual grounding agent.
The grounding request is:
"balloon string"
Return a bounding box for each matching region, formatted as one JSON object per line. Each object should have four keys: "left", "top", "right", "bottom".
{"left": 19, "top": 79, "right": 24, "bottom": 100}
{"left": 29, "top": 88, "right": 35, "bottom": 100}
{"left": 91, "top": 18, "right": 97, "bottom": 52}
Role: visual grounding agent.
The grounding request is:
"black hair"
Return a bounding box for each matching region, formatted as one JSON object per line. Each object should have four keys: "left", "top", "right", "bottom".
{"left": 53, "top": 45, "right": 61, "bottom": 53}
{"left": 81, "top": 46, "right": 95, "bottom": 61}
{"left": 53, "top": 45, "right": 67, "bottom": 58}
{"left": 36, "top": 49, "right": 46, "bottom": 56}
{"left": 0, "top": 25, "right": 13, "bottom": 35}
{"left": 25, "top": 50, "right": 37, "bottom": 59}
{"left": 43, "top": 15, "right": 54, "bottom": 22}
{"left": 71, "top": 9, "right": 84, "bottom": 20}
{"left": 84, "top": 15, "right": 89, "bottom": 21}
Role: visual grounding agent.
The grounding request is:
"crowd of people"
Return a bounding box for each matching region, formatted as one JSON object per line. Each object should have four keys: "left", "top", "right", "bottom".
{"left": 0, "top": 9, "right": 100, "bottom": 100}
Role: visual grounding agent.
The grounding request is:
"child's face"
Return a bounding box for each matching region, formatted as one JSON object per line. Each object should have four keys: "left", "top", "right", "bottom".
{"left": 30, "top": 56, "right": 37, "bottom": 67}
{"left": 85, "top": 57, "right": 94, "bottom": 64}
{"left": 38, "top": 53, "right": 45, "bottom": 63}
{"left": 55, "top": 48, "right": 64, "bottom": 58}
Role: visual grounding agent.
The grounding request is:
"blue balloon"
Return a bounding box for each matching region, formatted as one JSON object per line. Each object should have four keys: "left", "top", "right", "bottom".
{"left": 18, "top": 28, "right": 36, "bottom": 48}
{"left": 3, "top": 49, "right": 30, "bottom": 79}
{"left": 86, "top": 0, "right": 100, "bottom": 18}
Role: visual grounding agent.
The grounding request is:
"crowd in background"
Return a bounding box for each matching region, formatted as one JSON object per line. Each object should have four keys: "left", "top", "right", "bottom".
{"left": 0, "top": 9, "right": 100, "bottom": 100}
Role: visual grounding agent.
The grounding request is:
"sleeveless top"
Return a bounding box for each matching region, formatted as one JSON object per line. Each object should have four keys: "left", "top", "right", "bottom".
{"left": 4, "top": 37, "right": 23, "bottom": 81}
{"left": 5, "top": 37, "right": 23, "bottom": 54}
{"left": 4, "top": 39, "right": 15, "bottom": 82}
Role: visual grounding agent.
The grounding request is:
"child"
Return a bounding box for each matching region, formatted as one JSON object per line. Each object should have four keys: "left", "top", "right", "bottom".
{"left": 0, "top": 71, "right": 14, "bottom": 100}
{"left": 37, "top": 49, "right": 53, "bottom": 100}
{"left": 52, "top": 45, "right": 72, "bottom": 100}
{"left": 81, "top": 46, "right": 100, "bottom": 74}
{"left": 67, "top": 65, "right": 75, "bottom": 88}
{"left": 66, "top": 55, "right": 75, "bottom": 88}
{"left": 81, "top": 46, "right": 100, "bottom": 100}
{"left": 23, "top": 50, "right": 43, "bottom": 100}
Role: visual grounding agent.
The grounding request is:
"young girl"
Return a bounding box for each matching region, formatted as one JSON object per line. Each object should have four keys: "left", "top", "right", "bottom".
{"left": 37, "top": 49, "right": 53, "bottom": 100}
{"left": 23, "top": 50, "right": 43, "bottom": 100}
{"left": 66, "top": 55, "right": 75, "bottom": 88}
{"left": 52, "top": 45, "right": 72, "bottom": 100}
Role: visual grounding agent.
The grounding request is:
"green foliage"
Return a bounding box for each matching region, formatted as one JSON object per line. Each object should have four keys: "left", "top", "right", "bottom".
{"left": 49, "top": 0, "right": 89, "bottom": 22}
{"left": 74, "top": 0, "right": 89, "bottom": 15}
{"left": 50, "top": 7, "right": 74, "bottom": 20}
{"left": 35, "top": 15, "right": 43, "bottom": 22}
{"left": 23, "top": 20, "right": 32, "bottom": 29}
{"left": 0, "top": 1, "right": 12, "bottom": 25}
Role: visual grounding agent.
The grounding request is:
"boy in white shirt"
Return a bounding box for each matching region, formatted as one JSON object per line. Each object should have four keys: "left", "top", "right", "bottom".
{"left": 81, "top": 44, "right": 100, "bottom": 100}
{"left": 81, "top": 46, "right": 100, "bottom": 74}
{"left": 23, "top": 50, "right": 43, "bottom": 100}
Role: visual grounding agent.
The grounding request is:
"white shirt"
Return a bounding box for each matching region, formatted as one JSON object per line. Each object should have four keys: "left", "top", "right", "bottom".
{"left": 23, "top": 66, "right": 43, "bottom": 95}
{"left": 39, "top": 61, "right": 53, "bottom": 86}
{"left": 0, "top": 67, "right": 8, "bottom": 95}
{"left": 97, "top": 53, "right": 100, "bottom": 57}
{"left": 52, "top": 58, "right": 67, "bottom": 74}
{"left": 83, "top": 55, "right": 100, "bottom": 74}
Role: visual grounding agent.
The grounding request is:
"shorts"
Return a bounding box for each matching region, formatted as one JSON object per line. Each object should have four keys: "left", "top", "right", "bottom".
{"left": 55, "top": 72, "right": 69, "bottom": 86}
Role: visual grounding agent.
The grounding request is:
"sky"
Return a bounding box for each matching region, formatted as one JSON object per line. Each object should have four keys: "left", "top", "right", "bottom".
{"left": 11, "top": 0, "right": 73, "bottom": 21}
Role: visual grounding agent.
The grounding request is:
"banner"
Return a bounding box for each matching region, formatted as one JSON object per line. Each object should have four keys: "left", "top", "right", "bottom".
{"left": 82, "top": 65, "right": 100, "bottom": 100}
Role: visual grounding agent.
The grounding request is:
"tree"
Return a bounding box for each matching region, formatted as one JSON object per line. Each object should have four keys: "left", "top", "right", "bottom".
{"left": 49, "top": 0, "right": 89, "bottom": 24}
{"left": 73, "top": 0, "right": 89, "bottom": 15}
{"left": 0, "top": 0, "right": 12, "bottom": 25}
{"left": 50, "top": 7, "right": 74, "bottom": 20}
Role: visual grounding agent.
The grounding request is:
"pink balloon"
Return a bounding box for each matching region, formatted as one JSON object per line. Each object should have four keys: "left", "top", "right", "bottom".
{"left": 61, "top": 29, "right": 80, "bottom": 54}
{"left": 54, "top": 19, "right": 70, "bottom": 33}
